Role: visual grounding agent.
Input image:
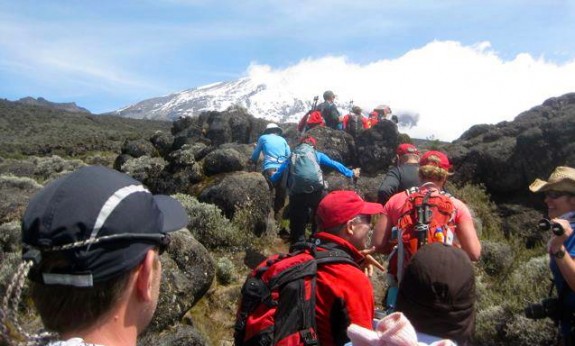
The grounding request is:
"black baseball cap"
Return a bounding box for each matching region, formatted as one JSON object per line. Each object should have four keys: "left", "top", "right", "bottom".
{"left": 22, "top": 166, "right": 189, "bottom": 287}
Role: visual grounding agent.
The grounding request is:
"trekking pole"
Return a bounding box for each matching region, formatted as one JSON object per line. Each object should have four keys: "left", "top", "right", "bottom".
{"left": 312, "top": 96, "right": 319, "bottom": 110}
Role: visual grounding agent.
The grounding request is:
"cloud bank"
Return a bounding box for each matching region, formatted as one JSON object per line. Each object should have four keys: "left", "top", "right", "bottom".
{"left": 244, "top": 41, "right": 575, "bottom": 141}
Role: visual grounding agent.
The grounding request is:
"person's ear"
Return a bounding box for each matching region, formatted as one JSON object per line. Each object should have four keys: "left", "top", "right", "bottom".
{"left": 345, "top": 219, "right": 355, "bottom": 236}
{"left": 135, "top": 249, "right": 156, "bottom": 302}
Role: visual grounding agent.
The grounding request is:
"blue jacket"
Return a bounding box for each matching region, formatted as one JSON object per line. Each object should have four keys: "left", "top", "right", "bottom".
{"left": 550, "top": 212, "right": 575, "bottom": 337}
{"left": 250, "top": 133, "right": 291, "bottom": 171}
{"left": 270, "top": 150, "right": 353, "bottom": 185}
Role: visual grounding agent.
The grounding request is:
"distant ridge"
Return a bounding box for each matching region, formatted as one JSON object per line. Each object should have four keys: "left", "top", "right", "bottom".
{"left": 17, "top": 96, "right": 91, "bottom": 114}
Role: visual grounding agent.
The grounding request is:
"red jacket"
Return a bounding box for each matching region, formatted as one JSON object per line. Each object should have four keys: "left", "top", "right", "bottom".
{"left": 313, "top": 232, "right": 375, "bottom": 345}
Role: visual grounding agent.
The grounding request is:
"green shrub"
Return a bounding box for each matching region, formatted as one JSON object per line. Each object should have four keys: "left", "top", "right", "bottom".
{"left": 446, "top": 182, "right": 503, "bottom": 241}
{"left": 479, "top": 241, "right": 513, "bottom": 276}
{"left": 173, "top": 193, "right": 254, "bottom": 250}
{"left": 215, "top": 257, "right": 236, "bottom": 285}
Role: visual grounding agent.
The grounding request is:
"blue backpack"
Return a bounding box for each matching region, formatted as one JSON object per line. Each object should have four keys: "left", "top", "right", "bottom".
{"left": 288, "top": 143, "right": 324, "bottom": 194}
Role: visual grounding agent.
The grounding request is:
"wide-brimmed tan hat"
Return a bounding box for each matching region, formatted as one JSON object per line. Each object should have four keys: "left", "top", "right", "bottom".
{"left": 529, "top": 166, "right": 575, "bottom": 194}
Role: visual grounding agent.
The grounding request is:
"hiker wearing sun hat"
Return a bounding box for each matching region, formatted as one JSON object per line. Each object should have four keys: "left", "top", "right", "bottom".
{"left": 250, "top": 123, "right": 291, "bottom": 215}
{"left": 529, "top": 166, "right": 575, "bottom": 344}
{"left": 377, "top": 143, "right": 421, "bottom": 205}
{"left": 311, "top": 190, "right": 384, "bottom": 345}
{"left": 0, "top": 165, "right": 189, "bottom": 346}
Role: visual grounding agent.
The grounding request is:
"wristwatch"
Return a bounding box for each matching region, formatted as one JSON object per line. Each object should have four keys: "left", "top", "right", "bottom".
{"left": 553, "top": 248, "right": 566, "bottom": 259}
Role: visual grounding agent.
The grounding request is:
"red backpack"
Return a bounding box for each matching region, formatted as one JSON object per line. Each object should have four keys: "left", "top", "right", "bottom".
{"left": 234, "top": 244, "right": 356, "bottom": 345}
{"left": 388, "top": 187, "right": 456, "bottom": 282}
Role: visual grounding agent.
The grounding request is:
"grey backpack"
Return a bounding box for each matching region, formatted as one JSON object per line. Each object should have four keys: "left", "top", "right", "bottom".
{"left": 288, "top": 143, "right": 324, "bottom": 194}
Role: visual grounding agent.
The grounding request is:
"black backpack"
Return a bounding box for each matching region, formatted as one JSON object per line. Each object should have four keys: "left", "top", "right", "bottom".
{"left": 346, "top": 114, "right": 362, "bottom": 137}
{"left": 234, "top": 243, "right": 357, "bottom": 345}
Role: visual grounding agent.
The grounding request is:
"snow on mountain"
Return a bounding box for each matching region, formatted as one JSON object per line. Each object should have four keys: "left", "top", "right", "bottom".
{"left": 113, "top": 77, "right": 321, "bottom": 124}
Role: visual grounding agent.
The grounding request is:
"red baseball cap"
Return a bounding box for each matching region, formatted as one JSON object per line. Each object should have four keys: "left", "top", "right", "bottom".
{"left": 420, "top": 150, "right": 452, "bottom": 170}
{"left": 317, "top": 190, "right": 384, "bottom": 230}
{"left": 396, "top": 143, "right": 419, "bottom": 156}
{"left": 300, "top": 135, "right": 317, "bottom": 147}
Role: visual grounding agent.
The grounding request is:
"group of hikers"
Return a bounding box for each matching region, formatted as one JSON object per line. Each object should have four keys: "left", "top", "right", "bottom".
{"left": 297, "top": 90, "right": 398, "bottom": 138}
{"left": 0, "top": 109, "right": 574, "bottom": 346}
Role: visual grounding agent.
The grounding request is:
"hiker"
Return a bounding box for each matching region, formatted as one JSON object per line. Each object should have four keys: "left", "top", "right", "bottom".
{"left": 249, "top": 123, "right": 291, "bottom": 214}
{"left": 270, "top": 136, "right": 360, "bottom": 245}
{"left": 396, "top": 243, "right": 475, "bottom": 345}
{"left": 234, "top": 190, "right": 383, "bottom": 346}
{"left": 314, "top": 190, "right": 384, "bottom": 345}
{"left": 342, "top": 105, "right": 369, "bottom": 137}
{"left": 318, "top": 90, "right": 342, "bottom": 130}
{"left": 0, "top": 166, "right": 189, "bottom": 346}
{"left": 377, "top": 143, "right": 421, "bottom": 205}
{"left": 529, "top": 166, "right": 575, "bottom": 344}
{"left": 372, "top": 150, "right": 481, "bottom": 311}
{"left": 368, "top": 105, "right": 392, "bottom": 127}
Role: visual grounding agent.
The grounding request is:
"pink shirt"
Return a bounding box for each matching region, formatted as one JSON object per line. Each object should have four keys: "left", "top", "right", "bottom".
{"left": 383, "top": 185, "right": 472, "bottom": 232}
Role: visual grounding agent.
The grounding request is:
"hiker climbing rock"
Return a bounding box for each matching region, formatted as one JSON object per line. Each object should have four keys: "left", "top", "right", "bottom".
{"left": 270, "top": 135, "right": 360, "bottom": 246}
{"left": 342, "top": 105, "right": 369, "bottom": 137}
{"left": 318, "top": 90, "right": 342, "bottom": 130}
{"left": 378, "top": 143, "right": 421, "bottom": 205}
{"left": 249, "top": 123, "right": 291, "bottom": 215}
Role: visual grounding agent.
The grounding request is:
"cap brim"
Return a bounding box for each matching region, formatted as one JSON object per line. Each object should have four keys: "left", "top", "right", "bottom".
{"left": 154, "top": 195, "right": 189, "bottom": 233}
{"left": 360, "top": 201, "right": 384, "bottom": 215}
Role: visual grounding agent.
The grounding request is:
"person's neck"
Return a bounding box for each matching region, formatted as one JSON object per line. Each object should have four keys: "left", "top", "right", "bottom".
{"left": 61, "top": 310, "right": 138, "bottom": 346}
{"left": 421, "top": 180, "right": 444, "bottom": 190}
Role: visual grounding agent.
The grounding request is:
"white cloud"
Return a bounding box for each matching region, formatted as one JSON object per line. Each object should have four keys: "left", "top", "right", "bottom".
{"left": 244, "top": 40, "right": 575, "bottom": 141}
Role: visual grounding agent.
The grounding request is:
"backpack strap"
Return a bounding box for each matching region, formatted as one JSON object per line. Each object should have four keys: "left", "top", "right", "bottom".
{"left": 311, "top": 240, "right": 360, "bottom": 268}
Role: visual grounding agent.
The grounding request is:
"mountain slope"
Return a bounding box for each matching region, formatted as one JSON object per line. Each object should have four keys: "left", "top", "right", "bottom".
{"left": 0, "top": 99, "right": 171, "bottom": 158}
{"left": 112, "top": 78, "right": 313, "bottom": 123}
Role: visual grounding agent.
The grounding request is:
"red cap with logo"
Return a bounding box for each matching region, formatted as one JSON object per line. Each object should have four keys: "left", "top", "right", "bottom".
{"left": 396, "top": 143, "right": 420, "bottom": 156}
{"left": 420, "top": 150, "right": 452, "bottom": 171}
{"left": 317, "top": 190, "right": 384, "bottom": 230}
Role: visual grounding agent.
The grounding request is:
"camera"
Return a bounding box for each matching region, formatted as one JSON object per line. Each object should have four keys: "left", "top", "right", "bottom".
{"left": 525, "top": 297, "right": 560, "bottom": 321}
{"left": 537, "top": 218, "right": 565, "bottom": 236}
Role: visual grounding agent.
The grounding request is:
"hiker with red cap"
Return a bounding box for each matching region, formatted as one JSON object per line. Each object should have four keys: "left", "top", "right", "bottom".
{"left": 270, "top": 136, "right": 360, "bottom": 246}
{"left": 377, "top": 143, "right": 421, "bottom": 205}
{"left": 313, "top": 190, "right": 384, "bottom": 345}
{"left": 372, "top": 151, "right": 481, "bottom": 311}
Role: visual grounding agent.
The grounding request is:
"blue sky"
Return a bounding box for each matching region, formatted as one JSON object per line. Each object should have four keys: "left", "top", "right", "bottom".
{"left": 1, "top": 1, "right": 574, "bottom": 139}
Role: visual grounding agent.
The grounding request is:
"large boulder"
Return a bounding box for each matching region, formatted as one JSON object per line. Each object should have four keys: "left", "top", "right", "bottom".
{"left": 203, "top": 148, "right": 246, "bottom": 176}
{"left": 447, "top": 92, "right": 575, "bottom": 204}
{"left": 355, "top": 120, "right": 399, "bottom": 175}
{"left": 197, "top": 172, "right": 271, "bottom": 236}
{"left": 304, "top": 126, "right": 355, "bottom": 167}
{"left": 148, "top": 229, "right": 215, "bottom": 332}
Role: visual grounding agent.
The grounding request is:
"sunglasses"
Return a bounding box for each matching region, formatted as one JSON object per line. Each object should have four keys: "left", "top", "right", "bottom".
{"left": 351, "top": 215, "right": 372, "bottom": 224}
{"left": 545, "top": 191, "right": 574, "bottom": 199}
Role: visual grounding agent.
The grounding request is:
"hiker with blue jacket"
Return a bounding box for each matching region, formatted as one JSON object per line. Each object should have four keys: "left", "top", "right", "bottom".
{"left": 271, "top": 135, "right": 360, "bottom": 246}
{"left": 249, "top": 123, "right": 291, "bottom": 214}
{"left": 529, "top": 166, "right": 575, "bottom": 345}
